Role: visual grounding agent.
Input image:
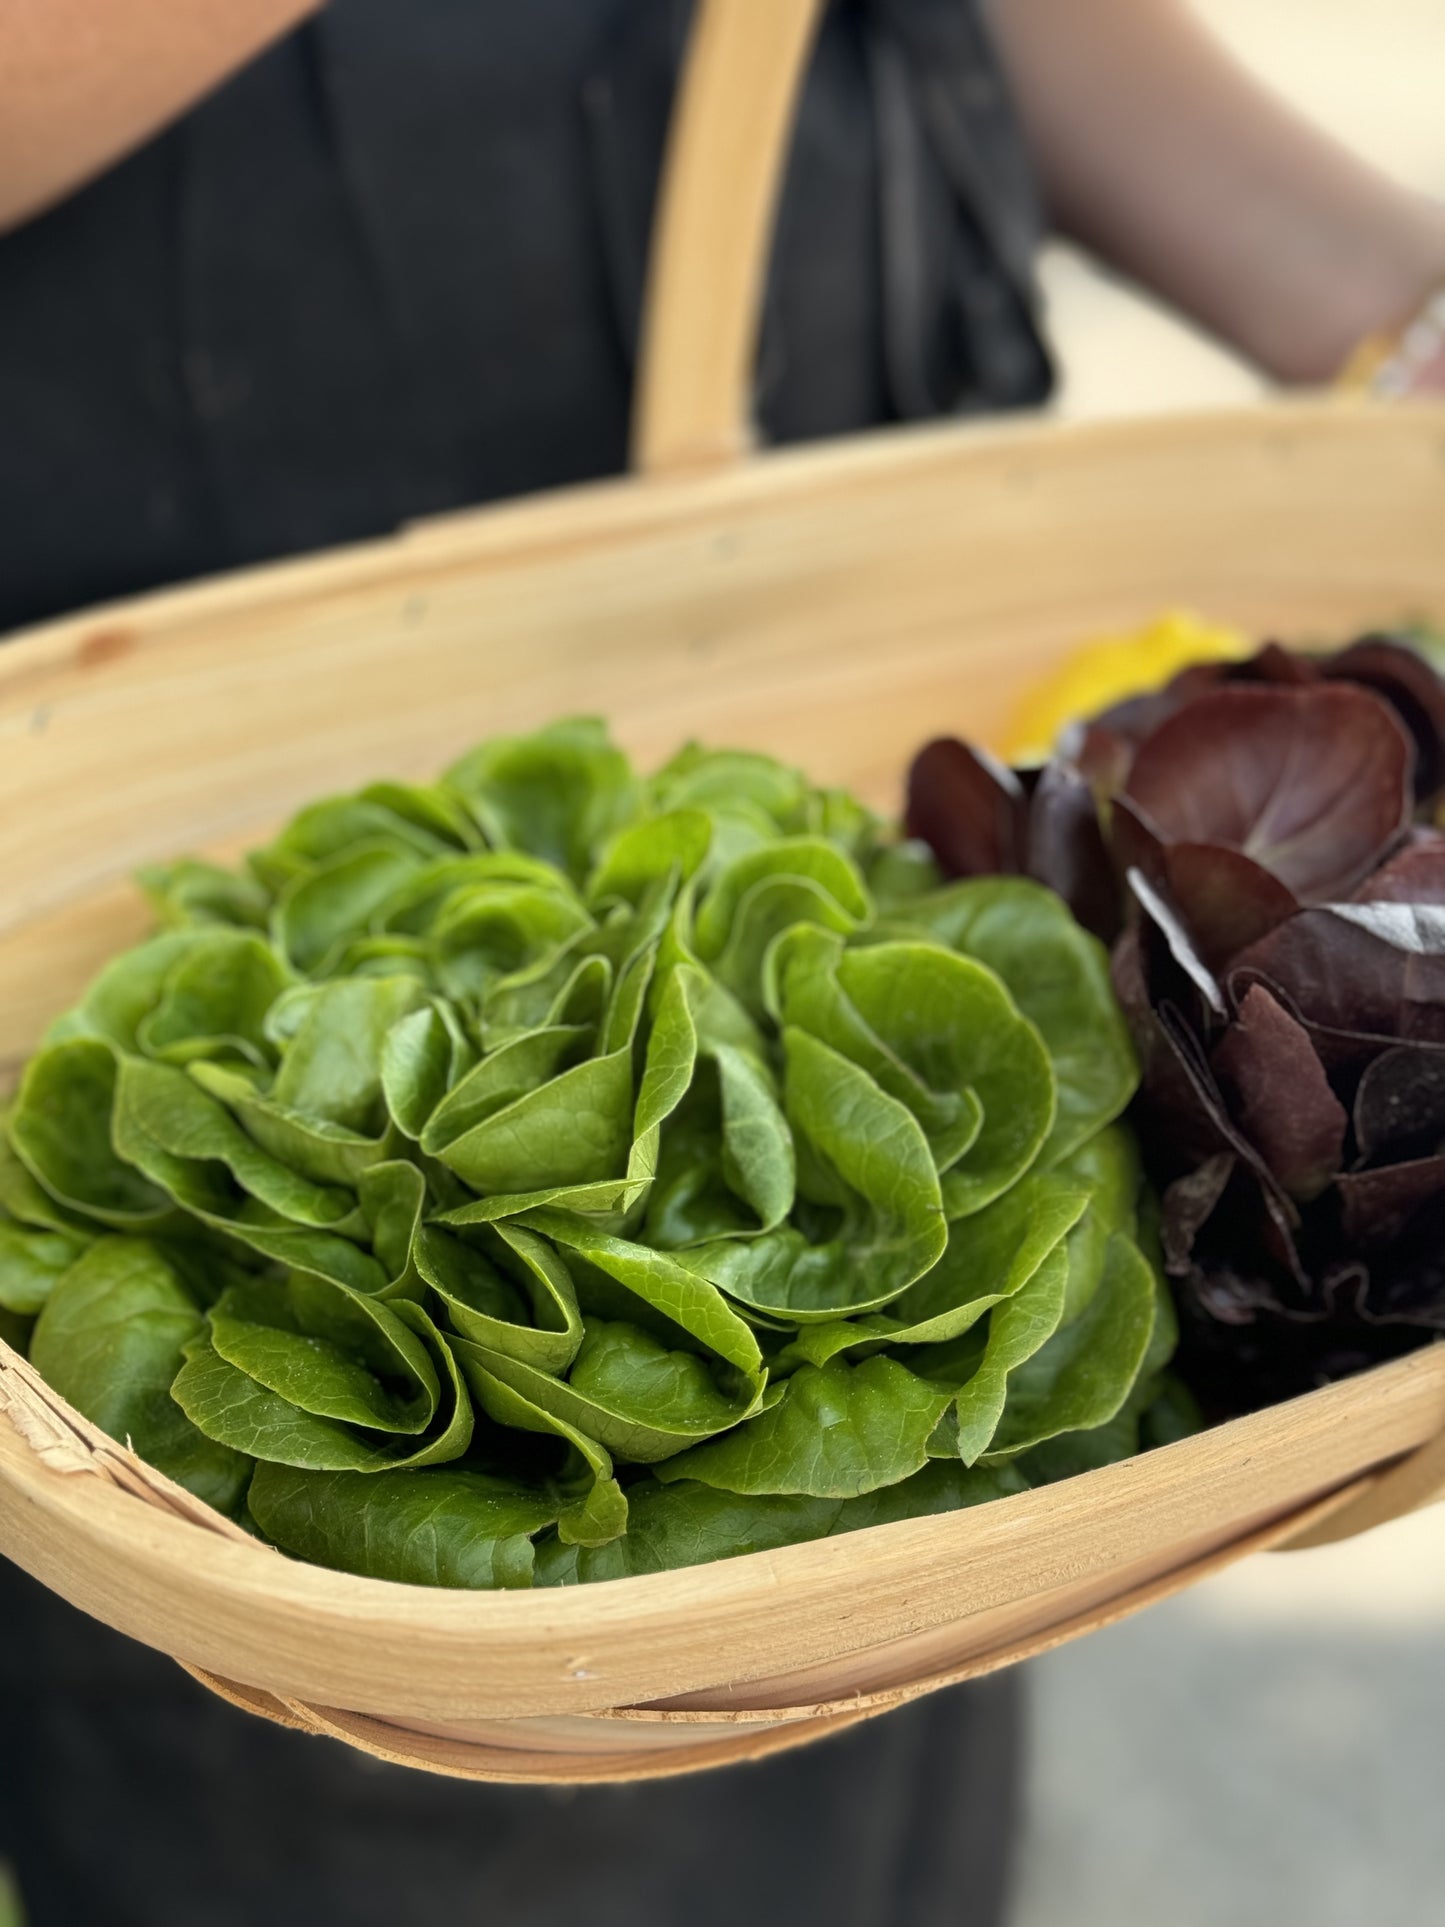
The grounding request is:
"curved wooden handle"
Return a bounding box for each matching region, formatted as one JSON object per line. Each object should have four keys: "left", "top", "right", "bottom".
{"left": 631, "top": 0, "right": 825, "bottom": 476}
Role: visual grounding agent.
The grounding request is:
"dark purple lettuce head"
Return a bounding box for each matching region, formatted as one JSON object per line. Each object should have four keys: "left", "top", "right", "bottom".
{"left": 1123, "top": 884, "right": 1445, "bottom": 1412}
{"left": 906, "top": 633, "right": 1445, "bottom": 1415}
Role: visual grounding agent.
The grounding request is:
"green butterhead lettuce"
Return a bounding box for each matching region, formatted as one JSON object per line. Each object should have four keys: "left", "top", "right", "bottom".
{"left": 0, "top": 721, "right": 1172, "bottom": 1585}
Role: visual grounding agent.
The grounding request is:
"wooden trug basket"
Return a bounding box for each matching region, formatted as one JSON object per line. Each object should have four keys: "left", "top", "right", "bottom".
{"left": 2, "top": 0, "right": 1445, "bottom": 1784}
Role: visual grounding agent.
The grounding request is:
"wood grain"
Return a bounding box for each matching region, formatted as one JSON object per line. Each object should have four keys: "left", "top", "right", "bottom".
{"left": 2, "top": 1337, "right": 1442, "bottom": 1730}
{"left": 167, "top": 1474, "right": 1393, "bottom": 1781}
{"left": 631, "top": 0, "right": 824, "bottom": 474}
{"left": 2, "top": 402, "right": 1443, "bottom": 1051}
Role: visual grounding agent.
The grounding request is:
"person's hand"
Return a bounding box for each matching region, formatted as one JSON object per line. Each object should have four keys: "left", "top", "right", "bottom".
{"left": 1392, "top": 310, "right": 1445, "bottom": 395}
{"left": 1338, "top": 287, "right": 1445, "bottom": 399}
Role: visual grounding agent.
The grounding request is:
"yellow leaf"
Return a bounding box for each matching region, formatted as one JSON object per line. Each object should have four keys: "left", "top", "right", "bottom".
{"left": 999, "top": 611, "right": 1251, "bottom": 763}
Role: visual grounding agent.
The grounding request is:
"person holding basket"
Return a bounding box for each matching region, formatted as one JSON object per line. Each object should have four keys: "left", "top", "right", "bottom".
{"left": 0, "top": 2, "right": 1441, "bottom": 1923}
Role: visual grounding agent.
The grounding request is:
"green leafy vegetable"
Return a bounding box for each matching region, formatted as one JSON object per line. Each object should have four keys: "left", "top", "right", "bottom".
{"left": 983, "top": 1232, "right": 1160, "bottom": 1460}
{"left": 656, "top": 1354, "right": 956, "bottom": 1498}
{"left": 29, "top": 1240, "right": 249, "bottom": 1512}
{"left": 538, "top": 1459, "right": 1029, "bottom": 1584}
{"left": 0, "top": 1215, "right": 89, "bottom": 1317}
{"left": 461, "top": 1317, "right": 765, "bottom": 1463}
{"left": 884, "top": 878, "right": 1137, "bottom": 1166}
{"left": 1, "top": 720, "right": 1173, "bottom": 1587}
{"left": 248, "top": 1462, "right": 551, "bottom": 1588}
{"left": 678, "top": 1029, "right": 949, "bottom": 1320}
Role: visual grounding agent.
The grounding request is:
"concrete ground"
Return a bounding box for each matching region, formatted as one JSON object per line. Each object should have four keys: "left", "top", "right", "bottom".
{"left": 1012, "top": 6, "right": 1445, "bottom": 1924}
{"left": 1011, "top": 1511, "right": 1445, "bottom": 1927}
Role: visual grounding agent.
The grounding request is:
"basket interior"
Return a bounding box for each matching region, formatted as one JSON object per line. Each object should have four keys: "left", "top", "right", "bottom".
{"left": 2, "top": 403, "right": 1444, "bottom": 1071}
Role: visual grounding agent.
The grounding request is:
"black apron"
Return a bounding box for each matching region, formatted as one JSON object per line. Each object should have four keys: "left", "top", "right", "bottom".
{"left": 1, "top": 1558, "right": 1023, "bottom": 1927}
{"left": 0, "top": 5, "right": 1044, "bottom": 1920}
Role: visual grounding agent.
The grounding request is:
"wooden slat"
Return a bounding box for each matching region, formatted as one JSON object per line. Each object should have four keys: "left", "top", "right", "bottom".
{"left": 2, "top": 403, "right": 1443, "bottom": 991}
{"left": 631, "top": 0, "right": 824, "bottom": 474}
{"left": 2, "top": 1338, "right": 1442, "bottom": 1727}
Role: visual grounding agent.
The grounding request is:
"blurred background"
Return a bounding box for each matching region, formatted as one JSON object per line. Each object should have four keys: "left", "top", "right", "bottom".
{"left": 1014, "top": 4, "right": 1445, "bottom": 1923}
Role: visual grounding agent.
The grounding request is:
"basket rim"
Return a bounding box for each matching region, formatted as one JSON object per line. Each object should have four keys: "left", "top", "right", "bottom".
{"left": 4, "top": 1335, "right": 1441, "bottom": 1626}
{"left": 4, "top": 398, "right": 1441, "bottom": 678}
{"left": 4, "top": 1336, "right": 1443, "bottom": 1721}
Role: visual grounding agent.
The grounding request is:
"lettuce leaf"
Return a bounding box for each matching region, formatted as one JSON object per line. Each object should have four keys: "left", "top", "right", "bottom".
{"left": 29, "top": 1239, "right": 250, "bottom": 1512}
{"left": 248, "top": 1463, "right": 550, "bottom": 1588}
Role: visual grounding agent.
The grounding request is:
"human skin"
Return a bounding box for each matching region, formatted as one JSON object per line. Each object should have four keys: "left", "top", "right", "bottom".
{"left": 985, "top": 0, "right": 1445, "bottom": 388}
{"left": 2, "top": 0, "right": 1443, "bottom": 388}
{"left": 0, "top": 0, "right": 321, "bottom": 232}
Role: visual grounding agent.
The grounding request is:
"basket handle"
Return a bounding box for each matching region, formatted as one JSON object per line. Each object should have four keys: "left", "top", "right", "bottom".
{"left": 630, "top": 0, "right": 825, "bottom": 476}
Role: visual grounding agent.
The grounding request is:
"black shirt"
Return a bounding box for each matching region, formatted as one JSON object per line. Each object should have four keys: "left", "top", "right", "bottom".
{"left": 0, "top": 0, "right": 1050, "bottom": 635}
{"left": 0, "top": 8, "right": 1044, "bottom": 1919}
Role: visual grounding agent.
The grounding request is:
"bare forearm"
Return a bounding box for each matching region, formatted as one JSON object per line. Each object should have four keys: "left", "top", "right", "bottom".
{"left": 986, "top": 0, "right": 1445, "bottom": 382}
{"left": 0, "top": 0, "right": 321, "bottom": 234}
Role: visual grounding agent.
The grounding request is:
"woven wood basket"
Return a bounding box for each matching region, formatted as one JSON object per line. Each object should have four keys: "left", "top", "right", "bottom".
{"left": 2, "top": 0, "right": 1445, "bottom": 1785}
